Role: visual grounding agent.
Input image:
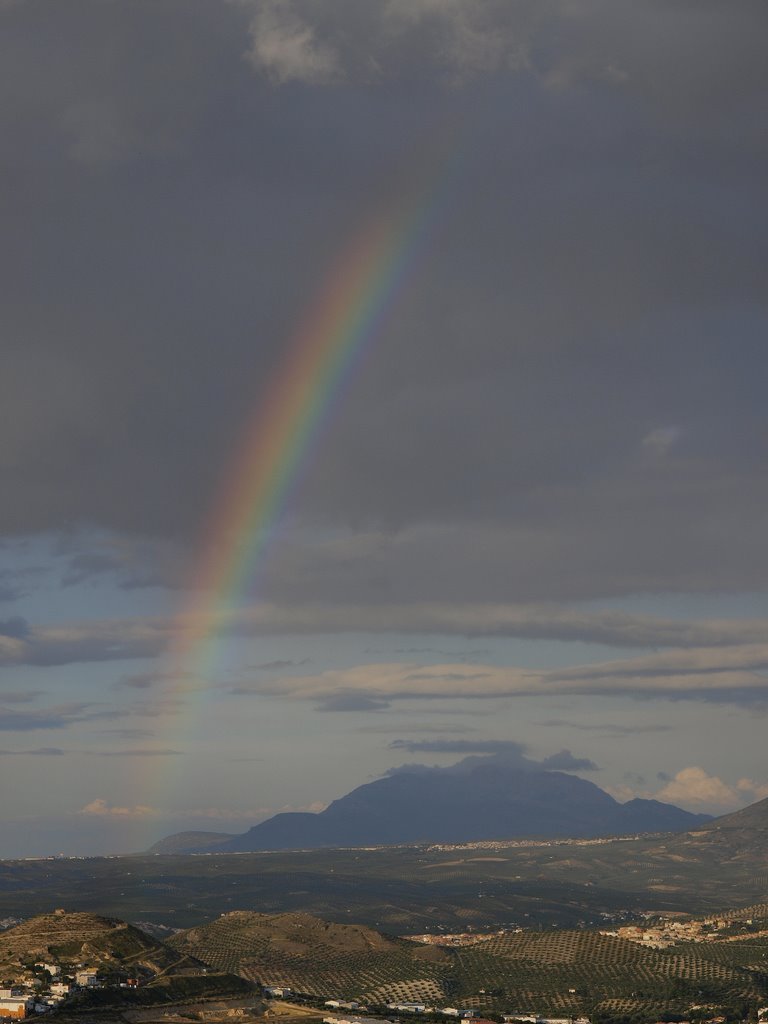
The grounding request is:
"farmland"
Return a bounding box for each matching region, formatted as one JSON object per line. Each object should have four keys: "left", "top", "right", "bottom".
{"left": 169, "top": 910, "right": 768, "bottom": 1022}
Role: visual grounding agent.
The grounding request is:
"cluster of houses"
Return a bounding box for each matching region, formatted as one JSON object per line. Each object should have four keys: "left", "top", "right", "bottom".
{"left": 260, "top": 989, "right": 588, "bottom": 1024}
{"left": 0, "top": 961, "right": 139, "bottom": 1019}
{"left": 601, "top": 913, "right": 768, "bottom": 950}
{"left": 320, "top": 1012, "right": 588, "bottom": 1024}
{"left": 407, "top": 931, "right": 522, "bottom": 948}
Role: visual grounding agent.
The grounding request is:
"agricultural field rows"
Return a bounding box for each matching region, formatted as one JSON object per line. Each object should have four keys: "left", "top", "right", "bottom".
{"left": 170, "top": 914, "right": 768, "bottom": 1020}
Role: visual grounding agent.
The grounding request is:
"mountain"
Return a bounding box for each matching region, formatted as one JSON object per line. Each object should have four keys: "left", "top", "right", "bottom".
{"left": 150, "top": 756, "right": 710, "bottom": 854}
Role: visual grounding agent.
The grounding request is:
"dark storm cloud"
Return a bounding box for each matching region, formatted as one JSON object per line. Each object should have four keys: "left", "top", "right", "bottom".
{"left": 0, "top": 0, "right": 766, "bottom": 608}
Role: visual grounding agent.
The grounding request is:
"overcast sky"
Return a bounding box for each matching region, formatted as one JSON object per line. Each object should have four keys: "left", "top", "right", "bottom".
{"left": 1, "top": 0, "right": 767, "bottom": 858}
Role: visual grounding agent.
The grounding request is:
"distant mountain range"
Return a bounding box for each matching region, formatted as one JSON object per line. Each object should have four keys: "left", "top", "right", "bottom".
{"left": 150, "top": 755, "right": 711, "bottom": 854}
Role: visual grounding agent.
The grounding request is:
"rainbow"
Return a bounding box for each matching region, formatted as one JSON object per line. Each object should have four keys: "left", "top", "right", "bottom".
{"left": 165, "top": 146, "right": 457, "bottom": 701}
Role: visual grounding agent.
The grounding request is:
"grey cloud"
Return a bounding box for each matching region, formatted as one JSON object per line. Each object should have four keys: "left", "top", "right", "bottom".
{"left": 255, "top": 648, "right": 768, "bottom": 709}
{"left": 3, "top": 605, "right": 768, "bottom": 671}
{"left": 405, "top": 671, "right": 492, "bottom": 682}
{"left": 0, "top": 567, "right": 44, "bottom": 603}
{"left": 56, "top": 537, "right": 188, "bottom": 591}
{"left": 314, "top": 693, "right": 391, "bottom": 713}
{"left": 211, "top": 604, "right": 768, "bottom": 649}
{"left": 90, "top": 748, "right": 183, "bottom": 757}
{"left": 359, "top": 723, "right": 477, "bottom": 735}
{"left": 550, "top": 645, "right": 768, "bottom": 683}
{"left": 0, "top": 619, "right": 171, "bottom": 668}
{"left": 252, "top": 659, "right": 311, "bottom": 671}
{"left": 119, "top": 673, "right": 158, "bottom": 690}
{"left": 540, "top": 749, "right": 599, "bottom": 772}
{"left": 624, "top": 772, "right": 646, "bottom": 786}
{"left": 98, "top": 727, "right": 154, "bottom": 739}
{"left": 657, "top": 771, "right": 672, "bottom": 782}
{"left": 0, "top": 704, "right": 91, "bottom": 731}
{"left": 61, "top": 552, "right": 127, "bottom": 587}
{"left": 387, "top": 738, "right": 524, "bottom": 763}
{"left": 239, "top": 0, "right": 530, "bottom": 85}
{"left": 387, "top": 648, "right": 489, "bottom": 661}
{"left": 385, "top": 741, "right": 597, "bottom": 774}
{"left": 0, "top": 581, "right": 24, "bottom": 603}
{"left": 0, "top": 689, "right": 43, "bottom": 704}
{"left": 0, "top": 747, "right": 65, "bottom": 756}
{"left": 0, "top": 617, "right": 30, "bottom": 639}
{"left": 538, "top": 719, "right": 673, "bottom": 737}
{"left": 238, "top": 0, "right": 768, "bottom": 112}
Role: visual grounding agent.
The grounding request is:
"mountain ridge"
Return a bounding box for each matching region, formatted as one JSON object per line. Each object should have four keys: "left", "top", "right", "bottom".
{"left": 149, "top": 757, "right": 711, "bottom": 854}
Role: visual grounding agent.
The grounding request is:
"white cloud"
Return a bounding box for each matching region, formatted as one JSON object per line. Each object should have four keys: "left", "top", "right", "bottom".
{"left": 249, "top": 647, "right": 768, "bottom": 706}
{"left": 736, "top": 777, "right": 768, "bottom": 802}
{"left": 236, "top": 0, "right": 529, "bottom": 85}
{"left": 79, "top": 798, "right": 157, "bottom": 818}
{"left": 641, "top": 425, "right": 682, "bottom": 457}
{"left": 655, "top": 767, "right": 741, "bottom": 810}
{"left": 240, "top": 0, "right": 341, "bottom": 84}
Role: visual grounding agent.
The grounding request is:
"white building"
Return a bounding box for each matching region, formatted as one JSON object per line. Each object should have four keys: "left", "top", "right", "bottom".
{"left": 34, "top": 966, "right": 58, "bottom": 979}
{"left": 75, "top": 971, "right": 99, "bottom": 988}
{"left": 0, "top": 997, "right": 34, "bottom": 1019}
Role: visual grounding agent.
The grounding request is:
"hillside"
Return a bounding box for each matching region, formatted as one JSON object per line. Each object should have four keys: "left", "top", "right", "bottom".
{"left": 151, "top": 759, "right": 710, "bottom": 854}
{"left": 0, "top": 910, "right": 202, "bottom": 982}
{"left": 645, "top": 793, "right": 768, "bottom": 865}
{"left": 171, "top": 910, "right": 449, "bottom": 1000}
{"left": 170, "top": 911, "right": 768, "bottom": 1020}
